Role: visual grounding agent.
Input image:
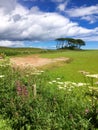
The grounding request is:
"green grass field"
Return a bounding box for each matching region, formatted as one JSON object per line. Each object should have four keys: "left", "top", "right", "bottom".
{"left": 40, "top": 50, "right": 98, "bottom": 82}
{"left": 0, "top": 48, "right": 98, "bottom": 129}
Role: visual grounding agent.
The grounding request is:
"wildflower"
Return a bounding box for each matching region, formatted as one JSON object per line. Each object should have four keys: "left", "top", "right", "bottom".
{"left": 77, "top": 83, "right": 86, "bottom": 87}
{"left": 93, "top": 97, "right": 97, "bottom": 100}
{"left": 64, "top": 84, "right": 67, "bottom": 88}
{"left": 58, "top": 86, "right": 64, "bottom": 89}
{"left": 52, "top": 80, "right": 57, "bottom": 83}
{"left": 56, "top": 78, "right": 61, "bottom": 80}
{"left": 88, "top": 99, "right": 92, "bottom": 102}
{"left": 16, "top": 81, "right": 28, "bottom": 97}
{"left": 0, "top": 75, "right": 5, "bottom": 78}
{"left": 89, "top": 86, "right": 98, "bottom": 92}
{"left": 64, "top": 81, "right": 73, "bottom": 85}
{"left": 57, "top": 81, "right": 64, "bottom": 85}
{"left": 22, "top": 86, "right": 28, "bottom": 96}
{"left": 86, "top": 74, "right": 98, "bottom": 78}
{"left": 85, "top": 109, "right": 89, "bottom": 114}
{"left": 72, "top": 82, "right": 77, "bottom": 86}
{"left": 40, "top": 70, "right": 44, "bottom": 73}
{"left": 68, "top": 88, "right": 72, "bottom": 91}
{"left": 48, "top": 82, "right": 53, "bottom": 84}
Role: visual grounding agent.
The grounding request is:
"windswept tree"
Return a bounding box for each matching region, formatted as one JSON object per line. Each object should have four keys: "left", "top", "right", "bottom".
{"left": 75, "top": 39, "right": 85, "bottom": 49}
{"left": 55, "top": 37, "right": 85, "bottom": 50}
{"left": 65, "top": 38, "right": 76, "bottom": 48}
{"left": 56, "top": 38, "right": 66, "bottom": 49}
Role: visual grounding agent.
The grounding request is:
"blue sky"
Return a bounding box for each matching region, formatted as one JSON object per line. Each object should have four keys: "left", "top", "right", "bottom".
{"left": 0, "top": 0, "right": 98, "bottom": 49}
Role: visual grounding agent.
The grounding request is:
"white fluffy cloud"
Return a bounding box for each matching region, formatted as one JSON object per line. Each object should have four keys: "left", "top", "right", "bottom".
{"left": 0, "top": 0, "right": 98, "bottom": 48}
{"left": 81, "top": 15, "right": 98, "bottom": 24}
{"left": 65, "top": 5, "right": 98, "bottom": 23}
{"left": 65, "top": 5, "right": 98, "bottom": 17}
{"left": 0, "top": 0, "right": 17, "bottom": 13}
{"left": 0, "top": 40, "right": 24, "bottom": 47}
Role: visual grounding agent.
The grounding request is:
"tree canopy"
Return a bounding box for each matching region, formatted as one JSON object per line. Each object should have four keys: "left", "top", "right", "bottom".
{"left": 55, "top": 37, "right": 85, "bottom": 50}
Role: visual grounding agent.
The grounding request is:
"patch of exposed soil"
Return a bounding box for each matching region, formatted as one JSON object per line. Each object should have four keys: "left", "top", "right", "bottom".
{"left": 10, "top": 55, "right": 69, "bottom": 67}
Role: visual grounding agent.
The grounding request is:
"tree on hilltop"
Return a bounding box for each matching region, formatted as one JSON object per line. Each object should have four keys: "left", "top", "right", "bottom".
{"left": 55, "top": 37, "right": 85, "bottom": 50}
{"left": 75, "top": 39, "right": 85, "bottom": 49}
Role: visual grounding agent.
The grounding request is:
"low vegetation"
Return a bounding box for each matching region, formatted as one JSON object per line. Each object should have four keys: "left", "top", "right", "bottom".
{"left": 0, "top": 49, "right": 98, "bottom": 129}
{"left": 0, "top": 47, "right": 48, "bottom": 56}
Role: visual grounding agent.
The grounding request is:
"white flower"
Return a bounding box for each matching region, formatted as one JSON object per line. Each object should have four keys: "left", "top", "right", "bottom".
{"left": 86, "top": 74, "right": 98, "bottom": 78}
{"left": 77, "top": 83, "right": 86, "bottom": 87}
{"left": 58, "top": 87, "right": 63, "bottom": 89}
{"left": 89, "top": 86, "right": 98, "bottom": 91}
{"left": 56, "top": 78, "right": 61, "bottom": 80}
{"left": 40, "top": 70, "right": 44, "bottom": 73}
{"left": 72, "top": 82, "right": 77, "bottom": 86}
{"left": 49, "top": 82, "right": 53, "bottom": 84}
{"left": 64, "top": 84, "right": 67, "bottom": 88}
{"left": 65, "top": 81, "right": 73, "bottom": 85}
{"left": 68, "top": 88, "right": 72, "bottom": 91}
{"left": 52, "top": 80, "right": 57, "bottom": 83}
{"left": 57, "top": 81, "right": 64, "bottom": 85}
{"left": 0, "top": 75, "right": 5, "bottom": 78}
{"left": 58, "top": 86, "right": 65, "bottom": 89}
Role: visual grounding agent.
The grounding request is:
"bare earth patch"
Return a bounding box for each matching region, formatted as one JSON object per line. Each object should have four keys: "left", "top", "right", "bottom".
{"left": 10, "top": 55, "right": 69, "bottom": 68}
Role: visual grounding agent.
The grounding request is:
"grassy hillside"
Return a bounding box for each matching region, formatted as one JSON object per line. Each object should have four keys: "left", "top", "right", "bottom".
{"left": 40, "top": 50, "right": 98, "bottom": 82}
{"left": 0, "top": 48, "right": 98, "bottom": 82}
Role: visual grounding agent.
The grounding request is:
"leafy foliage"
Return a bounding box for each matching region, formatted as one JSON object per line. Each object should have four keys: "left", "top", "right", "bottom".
{"left": 56, "top": 37, "right": 85, "bottom": 49}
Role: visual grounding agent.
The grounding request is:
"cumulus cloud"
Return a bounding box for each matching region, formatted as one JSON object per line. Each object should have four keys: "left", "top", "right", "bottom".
{"left": 0, "top": 0, "right": 17, "bottom": 13}
{"left": 0, "top": 40, "right": 24, "bottom": 47}
{"left": 81, "top": 15, "right": 98, "bottom": 24}
{"left": 65, "top": 5, "right": 98, "bottom": 23}
{"left": 65, "top": 5, "right": 98, "bottom": 17}
{"left": 0, "top": 0, "right": 98, "bottom": 48}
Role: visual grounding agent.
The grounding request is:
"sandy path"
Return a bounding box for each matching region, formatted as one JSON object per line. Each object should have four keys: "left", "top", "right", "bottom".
{"left": 10, "top": 55, "right": 69, "bottom": 67}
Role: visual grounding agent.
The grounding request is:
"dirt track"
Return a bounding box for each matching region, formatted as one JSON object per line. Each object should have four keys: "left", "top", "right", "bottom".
{"left": 10, "top": 55, "right": 69, "bottom": 67}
